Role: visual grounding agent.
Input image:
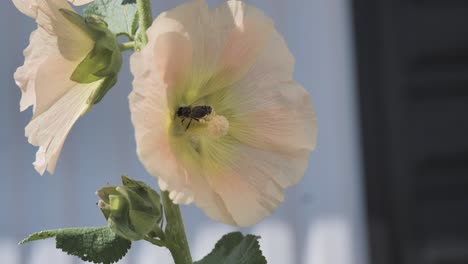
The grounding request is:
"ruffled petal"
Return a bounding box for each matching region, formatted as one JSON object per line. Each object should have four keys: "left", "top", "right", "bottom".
{"left": 12, "top": 0, "right": 38, "bottom": 18}
{"left": 14, "top": 28, "right": 57, "bottom": 112}
{"left": 204, "top": 1, "right": 274, "bottom": 94}
{"left": 25, "top": 81, "right": 102, "bottom": 175}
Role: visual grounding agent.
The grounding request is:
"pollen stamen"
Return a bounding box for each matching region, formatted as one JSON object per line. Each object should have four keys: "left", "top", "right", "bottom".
{"left": 206, "top": 115, "right": 229, "bottom": 139}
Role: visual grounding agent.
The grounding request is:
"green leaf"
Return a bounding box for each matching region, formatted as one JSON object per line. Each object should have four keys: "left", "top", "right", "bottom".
{"left": 20, "top": 227, "right": 131, "bottom": 264}
{"left": 195, "top": 232, "right": 267, "bottom": 264}
{"left": 84, "top": 0, "right": 138, "bottom": 38}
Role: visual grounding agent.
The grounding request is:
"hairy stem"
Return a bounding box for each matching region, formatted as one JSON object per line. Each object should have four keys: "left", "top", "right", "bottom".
{"left": 119, "top": 41, "right": 135, "bottom": 51}
{"left": 162, "top": 191, "right": 193, "bottom": 264}
{"left": 136, "top": 0, "right": 153, "bottom": 50}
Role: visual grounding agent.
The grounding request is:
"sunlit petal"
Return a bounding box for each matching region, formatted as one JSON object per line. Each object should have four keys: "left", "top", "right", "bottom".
{"left": 14, "top": 0, "right": 101, "bottom": 175}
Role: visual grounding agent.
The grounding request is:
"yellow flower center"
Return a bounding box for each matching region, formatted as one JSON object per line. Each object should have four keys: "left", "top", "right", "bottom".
{"left": 171, "top": 105, "right": 230, "bottom": 158}
{"left": 173, "top": 109, "right": 229, "bottom": 138}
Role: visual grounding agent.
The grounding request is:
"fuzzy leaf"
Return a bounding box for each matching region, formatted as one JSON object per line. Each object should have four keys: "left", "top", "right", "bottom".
{"left": 20, "top": 227, "right": 131, "bottom": 264}
{"left": 84, "top": 0, "right": 137, "bottom": 37}
{"left": 195, "top": 232, "right": 267, "bottom": 264}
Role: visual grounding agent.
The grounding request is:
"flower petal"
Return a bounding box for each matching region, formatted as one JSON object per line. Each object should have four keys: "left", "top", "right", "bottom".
{"left": 14, "top": 28, "right": 56, "bottom": 112}
{"left": 208, "top": 28, "right": 316, "bottom": 152}
{"left": 225, "top": 81, "right": 316, "bottom": 152}
{"left": 200, "top": 135, "right": 307, "bottom": 226}
{"left": 34, "top": 0, "right": 93, "bottom": 61}
{"left": 25, "top": 81, "right": 101, "bottom": 175}
{"left": 12, "top": 0, "right": 38, "bottom": 18}
{"left": 146, "top": 1, "right": 273, "bottom": 102}
{"left": 67, "top": 0, "right": 94, "bottom": 5}
{"left": 206, "top": 1, "right": 274, "bottom": 94}
{"left": 144, "top": 0, "right": 213, "bottom": 105}
{"left": 152, "top": 32, "right": 192, "bottom": 91}
{"left": 32, "top": 55, "right": 78, "bottom": 118}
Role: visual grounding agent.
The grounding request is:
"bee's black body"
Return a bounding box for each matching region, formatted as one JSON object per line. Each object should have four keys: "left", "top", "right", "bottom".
{"left": 176, "top": 105, "right": 212, "bottom": 130}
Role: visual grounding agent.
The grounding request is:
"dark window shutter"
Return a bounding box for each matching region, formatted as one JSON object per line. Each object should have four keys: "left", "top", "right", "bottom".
{"left": 352, "top": 1, "right": 468, "bottom": 264}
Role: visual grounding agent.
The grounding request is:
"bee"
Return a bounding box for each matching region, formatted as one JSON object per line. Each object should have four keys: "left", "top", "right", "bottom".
{"left": 175, "top": 105, "right": 213, "bottom": 130}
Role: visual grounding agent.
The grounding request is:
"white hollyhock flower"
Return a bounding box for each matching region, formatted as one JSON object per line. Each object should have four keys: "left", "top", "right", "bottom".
{"left": 129, "top": 0, "right": 317, "bottom": 226}
{"left": 13, "top": 0, "right": 110, "bottom": 175}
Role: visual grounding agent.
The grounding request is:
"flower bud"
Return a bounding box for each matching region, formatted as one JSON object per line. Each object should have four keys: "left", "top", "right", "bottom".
{"left": 96, "top": 176, "right": 162, "bottom": 241}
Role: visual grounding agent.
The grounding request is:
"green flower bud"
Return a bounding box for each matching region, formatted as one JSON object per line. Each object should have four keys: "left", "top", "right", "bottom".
{"left": 59, "top": 9, "right": 122, "bottom": 105}
{"left": 96, "top": 176, "right": 163, "bottom": 241}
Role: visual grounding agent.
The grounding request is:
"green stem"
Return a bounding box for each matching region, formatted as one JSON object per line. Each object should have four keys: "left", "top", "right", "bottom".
{"left": 119, "top": 41, "right": 135, "bottom": 51}
{"left": 162, "top": 191, "right": 193, "bottom": 264}
{"left": 136, "top": 0, "right": 153, "bottom": 49}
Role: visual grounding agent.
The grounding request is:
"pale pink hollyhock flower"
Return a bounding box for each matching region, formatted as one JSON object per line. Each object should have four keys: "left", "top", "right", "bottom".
{"left": 67, "top": 0, "right": 94, "bottom": 5}
{"left": 13, "top": 0, "right": 102, "bottom": 175}
{"left": 129, "top": 0, "right": 317, "bottom": 226}
{"left": 13, "top": 0, "right": 93, "bottom": 14}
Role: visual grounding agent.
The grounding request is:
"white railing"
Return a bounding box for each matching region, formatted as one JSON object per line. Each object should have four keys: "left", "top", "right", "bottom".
{"left": 1, "top": 220, "right": 358, "bottom": 264}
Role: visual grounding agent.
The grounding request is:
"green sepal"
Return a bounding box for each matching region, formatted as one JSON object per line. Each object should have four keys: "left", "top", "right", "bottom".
{"left": 121, "top": 176, "right": 162, "bottom": 224}
{"left": 108, "top": 215, "right": 144, "bottom": 241}
{"left": 60, "top": 8, "right": 122, "bottom": 105}
{"left": 127, "top": 210, "right": 158, "bottom": 238}
{"left": 109, "top": 194, "right": 129, "bottom": 218}
{"left": 107, "top": 194, "right": 145, "bottom": 241}
{"left": 194, "top": 232, "right": 267, "bottom": 264}
{"left": 96, "top": 186, "right": 120, "bottom": 220}
{"left": 71, "top": 46, "right": 112, "bottom": 83}
{"left": 116, "top": 186, "right": 152, "bottom": 212}
{"left": 19, "top": 227, "right": 131, "bottom": 264}
{"left": 88, "top": 75, "right": 118, "bottom": 105}
{"left": 97, "top": 187, "right": 120, "bottom": 204}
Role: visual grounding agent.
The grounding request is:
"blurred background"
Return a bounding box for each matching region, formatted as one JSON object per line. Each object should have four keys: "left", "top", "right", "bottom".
{"left": 354, "top": 1, "right": 468, "bottom": 264}
{"left": 6, "top": 0, "right": 467, "bottom": 264}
